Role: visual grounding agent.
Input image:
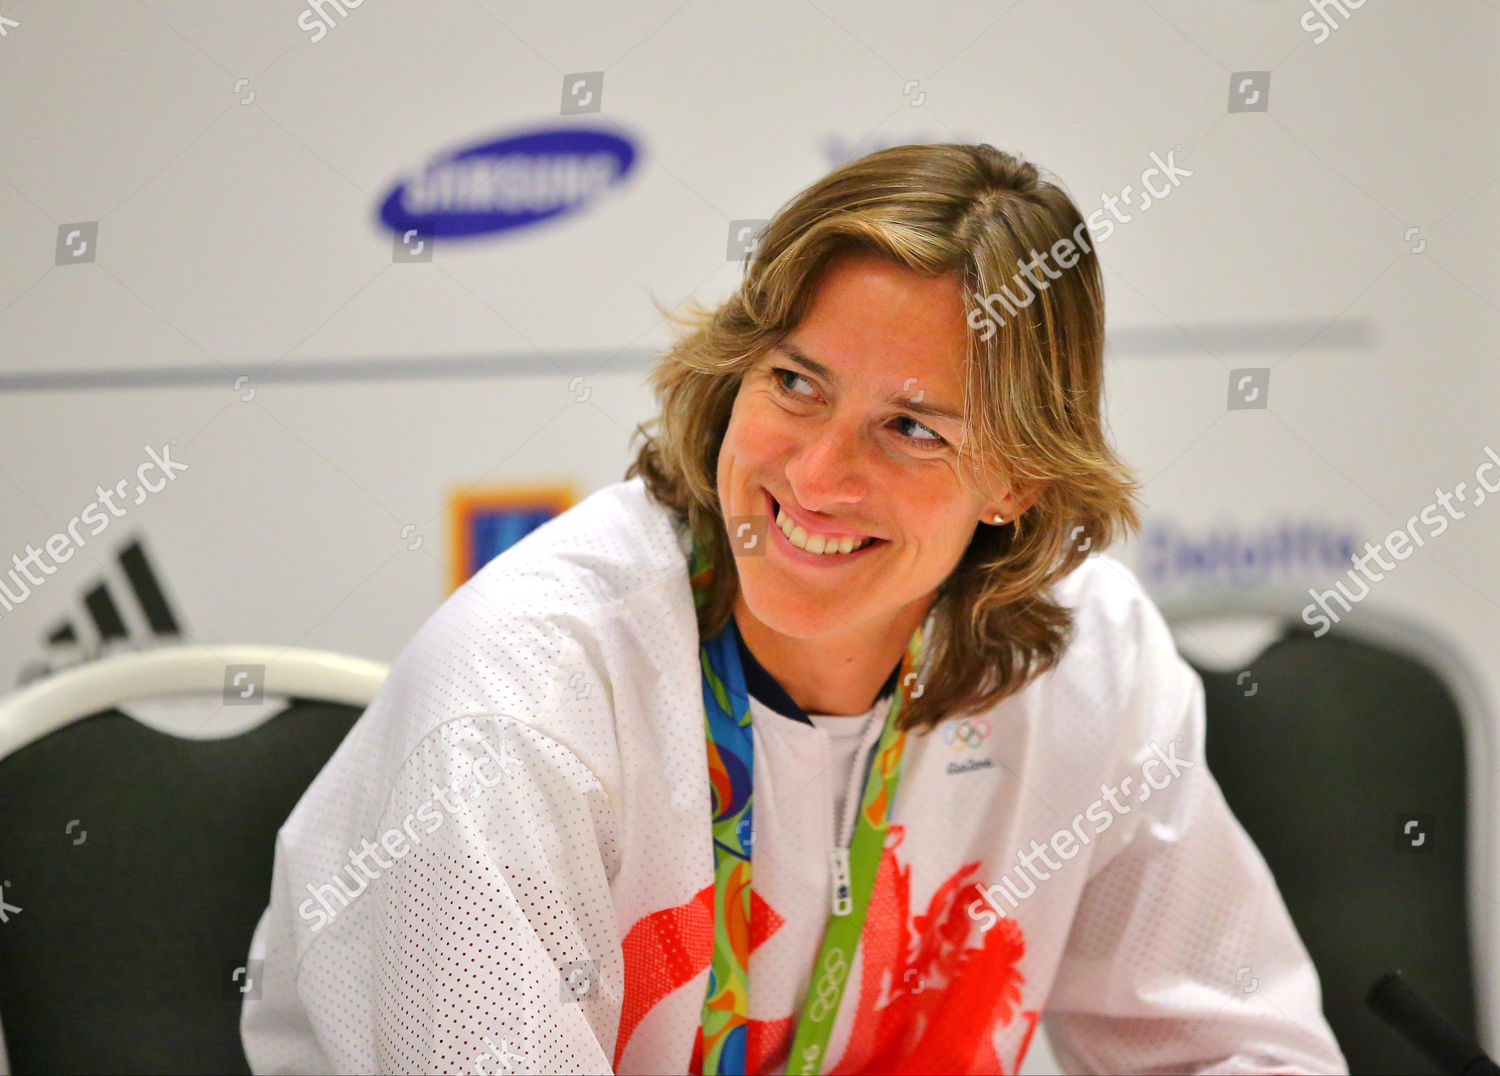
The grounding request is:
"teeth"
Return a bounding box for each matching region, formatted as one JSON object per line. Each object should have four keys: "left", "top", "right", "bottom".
{"left": 774, "top": 504, "right": 876, "bottom": 555}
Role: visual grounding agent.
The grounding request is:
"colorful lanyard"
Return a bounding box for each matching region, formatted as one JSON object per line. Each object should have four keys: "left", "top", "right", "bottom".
{"left": 690, "top": 533, "right": 926, "bottom": 1075}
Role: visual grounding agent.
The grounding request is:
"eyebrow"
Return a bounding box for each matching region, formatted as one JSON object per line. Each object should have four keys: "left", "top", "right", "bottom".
{"left": 771, "top": 341, "right": 966, "bottom": 425}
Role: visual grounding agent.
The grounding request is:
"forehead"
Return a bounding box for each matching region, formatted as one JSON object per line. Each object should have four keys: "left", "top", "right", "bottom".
{"left": 774, "top": 252, "right": 970, "bottom": 405}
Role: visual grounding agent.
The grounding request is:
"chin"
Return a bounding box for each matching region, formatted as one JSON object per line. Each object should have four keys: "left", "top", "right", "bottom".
{"left": 740, "top": 576, "right": 856, "bottom": 637}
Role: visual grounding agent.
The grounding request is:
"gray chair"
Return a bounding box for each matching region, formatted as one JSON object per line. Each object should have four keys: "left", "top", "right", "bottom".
{"left": 0, "top": 646, "right": 386, "bottom": 1075}
{"left": 1161, "top": 591, "right": 1495, "bottom": 1075}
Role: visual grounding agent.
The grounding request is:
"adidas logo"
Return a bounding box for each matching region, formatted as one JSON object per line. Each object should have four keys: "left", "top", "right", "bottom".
{"left": 14, "top": 536, "right": 184, "bottom": 687}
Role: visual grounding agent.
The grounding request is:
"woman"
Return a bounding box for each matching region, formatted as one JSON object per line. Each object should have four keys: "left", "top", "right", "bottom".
{"left": 242, "top": 144, "right": 1346, "bottom": 1074}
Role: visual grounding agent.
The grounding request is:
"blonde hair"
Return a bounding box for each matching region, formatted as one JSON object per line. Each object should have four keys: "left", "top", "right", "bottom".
{"left": 625, "top": 143, "right": 1143, "bottom": 733}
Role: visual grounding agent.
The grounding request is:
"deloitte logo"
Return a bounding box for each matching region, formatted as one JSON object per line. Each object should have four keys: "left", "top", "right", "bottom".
{"left": 377, "top": 124, "right": 638, "bottom": 241}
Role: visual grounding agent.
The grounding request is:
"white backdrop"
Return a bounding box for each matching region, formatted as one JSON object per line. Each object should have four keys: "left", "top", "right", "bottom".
{"left": 2, "top": 1, "right": 1497, "bottom": 1069}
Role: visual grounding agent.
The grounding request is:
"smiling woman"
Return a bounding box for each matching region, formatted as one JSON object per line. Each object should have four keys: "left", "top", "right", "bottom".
{"left": 719, "top": 253, "right": 1026, "bottom": 719}
{"left": 244, "top": 143, "right": 1346, "bottom": 1076}
{"left": 626, "top": 143, "right": 1145, "bottom": 733}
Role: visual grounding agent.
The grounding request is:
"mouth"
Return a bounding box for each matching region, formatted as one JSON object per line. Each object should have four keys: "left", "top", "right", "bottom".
{"left": 764, "top": 488, "right": 885, "bottom": 561}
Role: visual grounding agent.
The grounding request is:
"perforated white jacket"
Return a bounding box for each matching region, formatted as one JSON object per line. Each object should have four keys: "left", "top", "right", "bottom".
{"left": 241, "top": 476, "right": 1347, "bottom": 1075}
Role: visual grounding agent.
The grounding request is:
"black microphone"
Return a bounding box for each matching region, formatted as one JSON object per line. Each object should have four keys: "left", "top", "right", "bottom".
{"left": 1365, "top": 970, "right": 1499, "bottom": 1075}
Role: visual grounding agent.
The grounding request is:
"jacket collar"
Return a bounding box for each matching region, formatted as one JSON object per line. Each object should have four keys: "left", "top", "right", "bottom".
{"left": 733, "top": 619, "right": 902, "bottom": 726}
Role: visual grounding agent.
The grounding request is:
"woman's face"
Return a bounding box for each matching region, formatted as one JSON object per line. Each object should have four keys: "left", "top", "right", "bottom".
{"left": 716, "top": 250, "right": 1024, "bottom": 641}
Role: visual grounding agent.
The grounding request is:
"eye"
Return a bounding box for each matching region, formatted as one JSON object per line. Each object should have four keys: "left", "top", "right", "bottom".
{"left": 893, "top": 416, "right": 947, "bottom": 448}
{"left": 769, "top": 366, "right": 949, "bottom": 450}
{"left": 771, "top": 366, "right": 815, "bottom": 397}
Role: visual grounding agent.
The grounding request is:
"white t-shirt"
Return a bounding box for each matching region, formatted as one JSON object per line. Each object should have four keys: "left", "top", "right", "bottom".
{"left": 240, "top": 476, "right": 1347, "bottom": 1075}
{"left": 804, "top": 708, "right": 879, "bottom": 832}
{"left": 737, "top": 621, "right": 890, "bottom": 856}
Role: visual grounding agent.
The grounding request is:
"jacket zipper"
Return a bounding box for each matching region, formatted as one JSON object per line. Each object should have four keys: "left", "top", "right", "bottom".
{"left": 827, "top": 701, "right": 890, "bottom": 917}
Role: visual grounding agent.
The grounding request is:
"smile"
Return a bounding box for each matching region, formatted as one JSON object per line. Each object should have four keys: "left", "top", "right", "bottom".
{"left": 764, "top": 489, "right": 885, "bottom": 559}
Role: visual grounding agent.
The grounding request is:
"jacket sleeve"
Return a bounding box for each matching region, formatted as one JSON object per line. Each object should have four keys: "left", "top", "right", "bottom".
{"left": 244, "top": 713, "right": 624, "bottom": 1075}
{"left": 1041, "top": 626, "right": 1349, "bottom": 1074}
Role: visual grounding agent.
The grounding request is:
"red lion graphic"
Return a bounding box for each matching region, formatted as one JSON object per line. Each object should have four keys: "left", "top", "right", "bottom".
{"left": 615, "top": 825, "right": 1039, "bottom": 1074}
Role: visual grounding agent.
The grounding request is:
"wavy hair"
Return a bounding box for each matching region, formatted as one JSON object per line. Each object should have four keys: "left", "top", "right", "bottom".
{"left": 625, "top": 143, "right": 1143, "bottom": 733}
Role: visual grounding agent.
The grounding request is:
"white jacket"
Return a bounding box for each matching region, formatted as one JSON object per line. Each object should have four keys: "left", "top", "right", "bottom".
{"left": 241, "top": 476, "right": 1348, "bottom": 1075}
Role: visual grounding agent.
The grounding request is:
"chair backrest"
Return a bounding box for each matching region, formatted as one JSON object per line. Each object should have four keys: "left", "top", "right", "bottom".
{"left": 1170, "top": 607, "right": 1486, "bottom": 1075}
{"left": 0, "top": 648, "right": 385, "bottom": 1074}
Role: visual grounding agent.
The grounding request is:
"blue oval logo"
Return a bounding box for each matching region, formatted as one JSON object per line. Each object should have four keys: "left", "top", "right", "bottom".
{"left": 378, "top": 125, "right": 638, "bottom": 239}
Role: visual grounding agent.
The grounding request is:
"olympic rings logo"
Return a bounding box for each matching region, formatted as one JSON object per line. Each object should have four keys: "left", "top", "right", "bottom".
{"left": 942, "top": 718, "right": 990, "bottom": 751}
{"left": 793, "top": 1043, "right": 823, "bottom": 1074}
{"left": 805, "top": 947, "right": 849, "bottom": 1022}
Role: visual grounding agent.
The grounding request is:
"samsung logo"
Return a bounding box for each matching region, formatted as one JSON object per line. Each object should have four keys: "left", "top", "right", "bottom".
{"left": 378, "top": 125, "right": 638, "bottom": 240}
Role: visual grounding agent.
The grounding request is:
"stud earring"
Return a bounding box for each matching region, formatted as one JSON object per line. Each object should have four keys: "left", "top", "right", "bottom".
{"left": 992, "top": 513, "right": 1006, "bottom": 525}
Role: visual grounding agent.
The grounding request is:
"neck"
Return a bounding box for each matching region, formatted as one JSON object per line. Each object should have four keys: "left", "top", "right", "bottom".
{"left": 731, "top": 591, "right": 931, "bottom": 716}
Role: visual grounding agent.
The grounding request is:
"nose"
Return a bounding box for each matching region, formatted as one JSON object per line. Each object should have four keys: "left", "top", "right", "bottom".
{"left": 783, "top": 415, "right": 867, "bottom": 512}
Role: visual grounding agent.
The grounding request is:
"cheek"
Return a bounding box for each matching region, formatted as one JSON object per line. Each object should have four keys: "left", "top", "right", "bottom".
{"left": 726, "top": 399, "right": 785, "bottom": 464}
{"left": 719, "top": 408, "right": 770, "bottom": 498}
{"left": 719, "top": 397, "right": 752, "bottom": 460}
{"left": 901, "top": 494, "right": 975, "bottom": 554}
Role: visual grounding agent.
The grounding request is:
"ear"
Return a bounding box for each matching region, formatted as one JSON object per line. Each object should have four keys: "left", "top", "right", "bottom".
{"left": 1013, "top": 480, "right": 1046, "bottom": 516}
{"left": 987, "top": 479, "right": 1046, "bottom": 523}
